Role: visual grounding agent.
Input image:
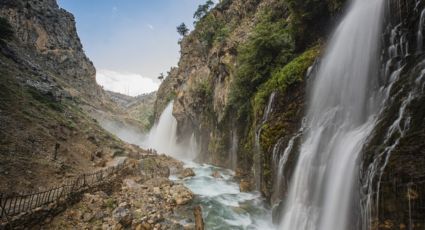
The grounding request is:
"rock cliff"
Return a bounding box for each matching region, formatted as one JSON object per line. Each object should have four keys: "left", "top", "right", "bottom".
{"left": 0, "top": 0, "right": 102, "bottom": 101}
{"left": 0, "top": 0, "right": 139, "bottom": 194}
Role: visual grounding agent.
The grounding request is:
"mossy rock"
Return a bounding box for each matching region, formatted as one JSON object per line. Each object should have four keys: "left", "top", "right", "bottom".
{"left": 253, "top": 46, "right": 320, "bottom": 116}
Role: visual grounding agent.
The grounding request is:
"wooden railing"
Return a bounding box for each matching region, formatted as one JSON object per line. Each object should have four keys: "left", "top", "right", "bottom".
{"left": 0, "top": 163, "right": 124, "bottom": 223}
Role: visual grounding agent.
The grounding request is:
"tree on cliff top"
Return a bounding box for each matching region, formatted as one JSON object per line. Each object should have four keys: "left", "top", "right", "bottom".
{"left": 193, "top": 0, "right": 214, "bottom": 21}
{"left": 177, "top": 23, "right": 189, "bottom": 37}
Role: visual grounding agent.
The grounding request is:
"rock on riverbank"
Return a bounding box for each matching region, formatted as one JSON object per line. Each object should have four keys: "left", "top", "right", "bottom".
{"left": 46, "top": 155, "right": 196, "bottom": 230}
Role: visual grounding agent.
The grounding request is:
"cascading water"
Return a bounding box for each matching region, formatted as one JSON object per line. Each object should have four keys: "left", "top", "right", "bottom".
{"left": 417, "top": 8, "right": 425, "bottom": 53}
{"left": 277, "top": 0, "right": 385, "bottom": 229}
{"left": 229, "top": 128, "right": 238, "bottom": 170}
{"left": 254, "top": 92, "right": 277, "bottom": 190}
{"left": 143, "top": 102, "right": 198, "bottom": 160}
{"left": 272, "top": 126, "right": 303, "bottom": 204}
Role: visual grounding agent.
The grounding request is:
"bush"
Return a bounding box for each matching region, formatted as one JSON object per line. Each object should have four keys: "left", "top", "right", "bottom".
{"left": 253, "top": 46, "right": 320, "bottom": 114}
{"left": 191, "top": 78, "right": 213, "bottom": 102}
{"left": 194, "top": 13, "right": 227, "bottom": 49}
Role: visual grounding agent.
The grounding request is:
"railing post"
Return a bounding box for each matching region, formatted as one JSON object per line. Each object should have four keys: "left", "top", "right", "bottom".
{"left": 0, "top": 193, "right": 3, "bottom": 218}
{"left": 0, "top": 193, "right": 12, "bottom": 228}
{"left": 28, "top": 192, "right": 35, "bottom": 210}
{"left": 17, "top": 196, "right": 23, "bottom": 214}
{"left": 12, "top": 197, "right": 17, "bottom": 215}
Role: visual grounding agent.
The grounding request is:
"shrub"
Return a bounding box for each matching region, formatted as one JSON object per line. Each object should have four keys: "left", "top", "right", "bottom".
{"left": 194, "top": 13, "right": 227, "bottom": 49}
{"left": 253, "top": 46, "right": 320, "bottom": 114}
{"left": 191, "top": 78, "right": 213, "bottom": 102}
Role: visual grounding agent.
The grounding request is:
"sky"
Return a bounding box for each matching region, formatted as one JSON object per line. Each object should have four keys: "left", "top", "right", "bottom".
{"left": 58, "top": 0, "right": 211, "bottom": 95}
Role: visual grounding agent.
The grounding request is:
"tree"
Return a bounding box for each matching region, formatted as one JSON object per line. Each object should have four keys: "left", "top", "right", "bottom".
{"left": 193, "top": 0, "right": 214, "bottom": 21}
{"left": 177, "top": 23, "right": 189, "bottom": 37}
{"left": 158, "top": 73, "right": 164, "bottom": 81}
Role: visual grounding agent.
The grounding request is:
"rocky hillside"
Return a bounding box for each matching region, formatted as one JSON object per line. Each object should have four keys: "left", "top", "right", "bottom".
{"left": 0, "top": 0, "right": 141, "bottom": 194}
{"left": 106, "top": 90, "right": 156, "bottom": 130}
{"left": 155, "top": 0, "right": 425, "bottom": 228}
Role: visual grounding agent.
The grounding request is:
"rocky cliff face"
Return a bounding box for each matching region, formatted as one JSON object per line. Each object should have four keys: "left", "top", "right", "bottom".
{"left": 0, "top": 0, "right": 139, "bottom": 194}
{"left": 156, "top": 0, "right": 425, "bottom": 228}
{"left": 0, "top": 0, "right": 103, "bottom": 101}
{"left": 360, "top": 0, "right": 425, "bottom": 228}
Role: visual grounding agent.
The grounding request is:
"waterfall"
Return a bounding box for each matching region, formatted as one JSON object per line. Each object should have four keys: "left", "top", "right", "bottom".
{"left": 143, "top": 102, "right": 198, "bottom": 160}
{"left": 278, "top": 0, "right": 385, "bottom": 229}
{"left": 417, "top": 8, "right": 425, "bottom": 53}
{"left": 229, "top": 128, "right": 238, "bottom": 170}
{"left": 272, "top": 128, "right": 303, "bottom": 203}
{"left": 254, "top": 92, "right": 277, "bottom": 190}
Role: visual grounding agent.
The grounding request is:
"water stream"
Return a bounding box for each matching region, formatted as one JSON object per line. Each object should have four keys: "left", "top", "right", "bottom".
{"left": 171, "top": 162, "right": 274, "bottom": 230}
{"left": 143, "top": 102, "right": 273, "bottom": 229}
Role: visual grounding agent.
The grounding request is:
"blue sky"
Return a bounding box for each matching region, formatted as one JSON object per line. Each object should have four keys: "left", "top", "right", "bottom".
{"left": 58, "top": 0, "right": 209, "bottom": 94}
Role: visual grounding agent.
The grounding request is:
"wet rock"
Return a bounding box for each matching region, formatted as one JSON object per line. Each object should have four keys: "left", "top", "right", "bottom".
{"left": 180, "top": 168, "right": 195, "bottom": 178}
{"left": 271, "top": 200, "right": 284, "bottom": 224}
{"left": 239, "top": 179, "right": 252, "bottom": 192}
{"left": 194, "top": 206, "right": 204, "bottom": 230}
{"left": 211, "top": 171, "right": 222, "bottom": 178}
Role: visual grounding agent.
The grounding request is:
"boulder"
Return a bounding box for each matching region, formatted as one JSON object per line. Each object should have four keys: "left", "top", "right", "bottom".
{"left": 170, "top": 184, "right": 193, "bottom": 205}
{"left": 112, "top": 207, "right": 133, "bottom": 227}
{"left": 180, "top": 168, "right": 195, "bottom": 178}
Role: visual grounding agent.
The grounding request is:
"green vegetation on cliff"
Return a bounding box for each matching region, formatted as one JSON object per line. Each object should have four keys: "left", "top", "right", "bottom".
{"left": 287, "top": 0, "right": 346, "bottom": 49}
{"left": 229, "top": 8, "right": 294, "bottom": 119}
{"left": 253, "top": 46, "right": 320, "bottom": 114}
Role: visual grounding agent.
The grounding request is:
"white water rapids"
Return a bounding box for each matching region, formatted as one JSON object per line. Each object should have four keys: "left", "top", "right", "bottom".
{"left": 142, "top": 102, "right": 274, "bottom": 229}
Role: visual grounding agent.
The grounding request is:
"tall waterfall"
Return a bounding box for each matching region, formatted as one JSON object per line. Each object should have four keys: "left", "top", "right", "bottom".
{"left": 143, "top": 102, "right": 198, "bottom": 160}
{"left": 278, "top": 0, "right": 385, "bottom": 229}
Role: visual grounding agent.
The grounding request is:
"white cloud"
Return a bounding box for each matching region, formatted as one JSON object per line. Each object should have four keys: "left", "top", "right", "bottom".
{"left": 147, "top": 24, "right": 154, "bottom": 30}
{"left": 96, "top": 69, "right": 159, "bottom": 96}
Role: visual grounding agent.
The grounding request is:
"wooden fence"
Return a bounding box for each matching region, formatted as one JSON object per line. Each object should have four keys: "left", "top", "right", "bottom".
{"left": 0, "top": 163, "right": 124, "bottom": 222}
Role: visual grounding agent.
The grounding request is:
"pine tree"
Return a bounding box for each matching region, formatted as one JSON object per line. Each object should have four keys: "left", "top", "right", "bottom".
{"left": 177, "top": 23, "right": 189, "bottom": 37}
